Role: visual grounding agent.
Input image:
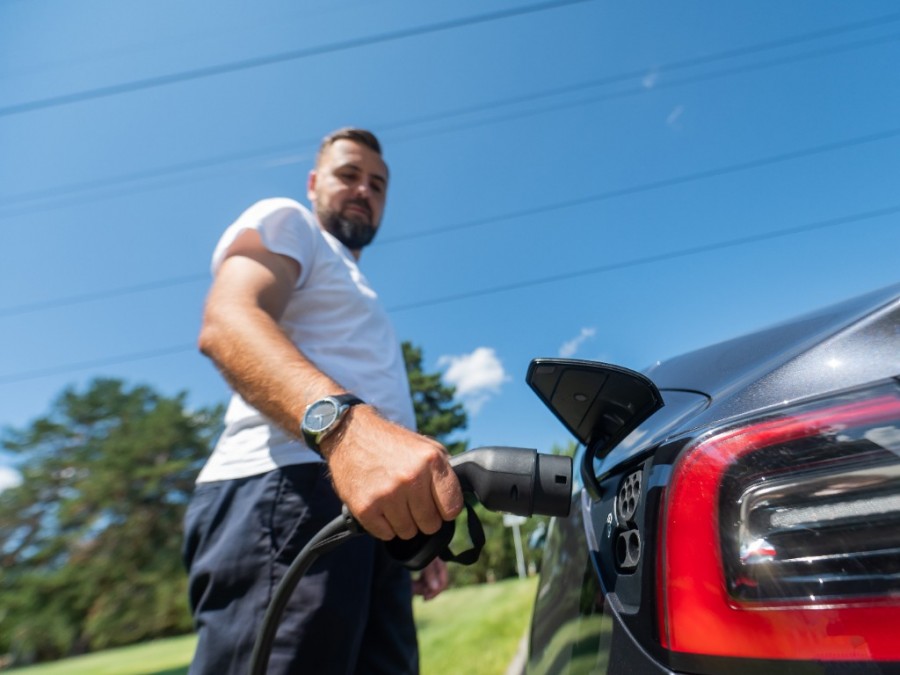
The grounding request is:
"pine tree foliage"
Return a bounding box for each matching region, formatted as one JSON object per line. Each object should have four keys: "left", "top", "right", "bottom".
{"left": 0, "top": 344, "right": 469, "bottom": 664}
{"left": 0, "top": 379, "right": 223, "bottom": 663}
{"left": 402, "top": 342, "right": 468, "bottom": 455}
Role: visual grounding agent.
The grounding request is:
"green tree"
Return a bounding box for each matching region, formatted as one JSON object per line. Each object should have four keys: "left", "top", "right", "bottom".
{"left": 0, "top": 343, "right": 469, "bottom": 663}
{"left": 0, "top": 379, "right": 223, "bottom": 664}
{"left": 403, "top": 341, "right": 468, "bottom": 455}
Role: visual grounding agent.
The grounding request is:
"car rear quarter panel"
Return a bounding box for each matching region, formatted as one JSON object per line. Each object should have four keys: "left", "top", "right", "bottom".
{"left": 526, "top": 284, "right": 900, "bottom": 674}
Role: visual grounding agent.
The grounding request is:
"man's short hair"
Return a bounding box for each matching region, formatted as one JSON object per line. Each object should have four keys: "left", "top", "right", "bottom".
{"left": 316, "top": 128, "right": 383, "bottom": 166}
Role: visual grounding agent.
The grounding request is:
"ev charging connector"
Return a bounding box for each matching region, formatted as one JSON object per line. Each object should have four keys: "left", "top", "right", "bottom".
{"left": 249, "top": 446, "right": 573, "bottom": 675}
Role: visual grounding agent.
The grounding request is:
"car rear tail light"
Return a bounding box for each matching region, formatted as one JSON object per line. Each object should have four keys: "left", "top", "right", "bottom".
{"left": 659, "top": 383, "right": 900, "bottom": 661}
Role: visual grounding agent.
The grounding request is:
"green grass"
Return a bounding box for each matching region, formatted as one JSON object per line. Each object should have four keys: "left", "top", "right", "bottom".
{"left": 415, "top": 575, "right": 538, "bottom": 675}
{"left": 6, "top": 634, "right": 196, "bottom": 675}
{"left": 8, "top": 576, "right": 538, "bottom": 675}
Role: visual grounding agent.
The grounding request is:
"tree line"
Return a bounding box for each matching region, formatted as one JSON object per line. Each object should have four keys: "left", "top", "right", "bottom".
{"left": 0, "top": 343, "right": 557, "bottom": 665}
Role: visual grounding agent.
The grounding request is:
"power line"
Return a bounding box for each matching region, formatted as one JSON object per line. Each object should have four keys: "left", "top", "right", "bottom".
{"left": 0, "top": 21, "right": 895, "bottom": 222}
{"left": 0, "top": 202, "right": 895, "bottom": 385}
{"left": 383, "top": 32, "right": 900, "bottom": 148}
{"left": 0, "top": 274, "right": 207, "bottom": 318}
{"left": 0, "top": 0, "right": 590, "bottom": 118}
{"left": 2, "top": 14, "right": 897, "bottom": 321}
{"left": 3, "top": 16, "right": 898, "bottom": 214}
{"left": 3, "top": 124, "right": 899, "bottom": 318}
{"left": 0, "top": 145, "right": 315, "bottom": 211}
{"left": 379, "top": 124, "right": 900, "bottom": 243}
{"left": 381, "top": 17, "right": 900, "bottom": 139}
{"left": 387, "top": 204, "right": 900, "bottom": 311}
{"left": 0, "top": 345, "right": 198, "bottom": 386}
{"left": 0, "top": 0, "right": 373, "bottom": 82}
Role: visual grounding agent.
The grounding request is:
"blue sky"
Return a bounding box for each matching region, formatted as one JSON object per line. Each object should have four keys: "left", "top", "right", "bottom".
{"left": 2, "top": 0, "right": 899, "bottom": 490}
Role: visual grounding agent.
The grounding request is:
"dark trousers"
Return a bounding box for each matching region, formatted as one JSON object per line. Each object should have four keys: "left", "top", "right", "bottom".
{"left": 183, "top": 463, "right": 419, "bottom": 675}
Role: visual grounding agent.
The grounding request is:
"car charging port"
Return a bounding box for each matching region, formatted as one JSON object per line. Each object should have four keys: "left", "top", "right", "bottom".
{"left": 617, "top": 470, "right": 642, "bottom": 525}
{"left": 614, "top": 469, "right": 644, "bottom": 571}
{"left": 616, "top": 529, "right": 642, "bottom": 570}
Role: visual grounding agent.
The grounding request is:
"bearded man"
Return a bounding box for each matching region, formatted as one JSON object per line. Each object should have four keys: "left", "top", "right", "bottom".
{"left": 183, "top": 128, "right": 463, "bottom": 675}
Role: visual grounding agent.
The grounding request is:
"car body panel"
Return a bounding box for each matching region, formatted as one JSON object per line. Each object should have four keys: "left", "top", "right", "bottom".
{"left": 526, "top": 283, "right": 900, "bottom": 675}
{"left": 646, "top": 281, "right": 900, "bottom": 426}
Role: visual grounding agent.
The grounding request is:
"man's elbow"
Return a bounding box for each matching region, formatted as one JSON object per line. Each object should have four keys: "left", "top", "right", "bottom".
{"left": 197, "top": 314, "right": 223, "bottom": 361}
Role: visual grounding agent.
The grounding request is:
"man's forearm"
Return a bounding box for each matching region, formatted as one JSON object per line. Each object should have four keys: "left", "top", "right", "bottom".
{"left": 199, "top": 295, "right": 346, "bottom": 439}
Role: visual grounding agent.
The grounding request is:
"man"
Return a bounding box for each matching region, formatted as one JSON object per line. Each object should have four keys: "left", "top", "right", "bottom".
{"left": 183, "top": 128, "right": 464, "bottom": 674}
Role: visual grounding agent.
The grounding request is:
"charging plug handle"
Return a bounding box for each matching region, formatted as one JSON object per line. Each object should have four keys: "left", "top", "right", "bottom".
{"left": 251, "top": 446, "right": 573, "bottom": 675}
{"left": 450, "top": 446, "right": 572, "bottom": 518}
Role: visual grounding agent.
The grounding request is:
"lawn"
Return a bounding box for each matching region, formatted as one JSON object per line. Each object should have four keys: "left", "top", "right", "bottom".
{"left": 8, "top": 576, "right": 538, "bottom": 675}
{"left": 415, "top": 575, "right": 538, "bottom": 675}
{"left": 5, "top": 634, "right": 197, "bottom": 675}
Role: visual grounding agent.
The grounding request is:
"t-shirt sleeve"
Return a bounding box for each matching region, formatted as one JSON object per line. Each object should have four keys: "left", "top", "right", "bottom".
{"left": 211, "top": 198, "right": 317, "bottom": 288}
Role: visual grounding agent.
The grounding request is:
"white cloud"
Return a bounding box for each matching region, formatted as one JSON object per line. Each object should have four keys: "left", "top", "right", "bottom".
{"left": 0, "top": 466, "right": 22, "bottom": 493}
{"left": 559, "top": 327, "right": 597, "bottom": 358}
{"left": 439, "top": 347, "right": 509, "bottom": 414}
{"left": 642, "top": 70, "right": 659, "bottom": 89}
{"left": 666, "top": 104, "right": 685, "bottom": 128}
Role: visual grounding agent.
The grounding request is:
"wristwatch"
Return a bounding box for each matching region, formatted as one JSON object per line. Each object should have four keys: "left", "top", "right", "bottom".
{"left": 301, "top": 394, "right": 364, "bottom": 456}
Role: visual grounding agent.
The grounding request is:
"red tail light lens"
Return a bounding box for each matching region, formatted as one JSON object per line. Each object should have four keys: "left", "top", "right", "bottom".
{"left": 659, "top": 384, "right": 900, "bottom": 661}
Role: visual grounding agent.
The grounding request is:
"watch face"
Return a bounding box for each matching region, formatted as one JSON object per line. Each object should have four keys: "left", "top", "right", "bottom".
{"left": 305, "top": 399, "right": 339, "bottom": 433}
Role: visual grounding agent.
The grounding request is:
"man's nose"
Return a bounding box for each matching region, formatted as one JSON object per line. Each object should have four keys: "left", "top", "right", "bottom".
{"left": 353, "top": 182, "right": 371, "bottom": 199}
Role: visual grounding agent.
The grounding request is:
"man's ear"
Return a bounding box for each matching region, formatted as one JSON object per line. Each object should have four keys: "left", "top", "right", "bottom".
{"left": 307, "top": 170, "right": 317, "bottom": 204}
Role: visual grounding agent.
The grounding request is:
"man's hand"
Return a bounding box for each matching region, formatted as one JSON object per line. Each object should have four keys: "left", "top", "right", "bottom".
{"left": 323, "top": 405, "right": 464, "bottom": 541}
{"left": 412, "top": 558, "right": 449, "bottom": 601}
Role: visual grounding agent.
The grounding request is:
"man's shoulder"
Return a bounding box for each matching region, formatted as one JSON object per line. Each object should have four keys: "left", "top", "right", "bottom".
{"left": 240, "top": 197, "right": 316, "bottom": 228}
{"left": 213, "top": 198, "right": 322, "bottom": 274}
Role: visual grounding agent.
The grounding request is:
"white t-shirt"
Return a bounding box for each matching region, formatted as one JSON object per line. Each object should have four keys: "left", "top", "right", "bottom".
{"left": 196, "top": 198, "right": 415, "bottom": 483}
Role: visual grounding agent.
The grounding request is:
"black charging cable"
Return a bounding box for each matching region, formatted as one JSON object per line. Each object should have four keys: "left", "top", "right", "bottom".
{"left": 249, "top": 507, "right": 362, "bottom": 675}
{"left": 248, "top": 446, "right": 573, "bottom": 675}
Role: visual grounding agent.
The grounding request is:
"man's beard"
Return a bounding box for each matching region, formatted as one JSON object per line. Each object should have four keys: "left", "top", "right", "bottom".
{"left": 318, "top": 202, "right": 378, "bottom": 251}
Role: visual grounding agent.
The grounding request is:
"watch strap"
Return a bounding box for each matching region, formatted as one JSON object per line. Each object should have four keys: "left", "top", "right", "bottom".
{"left": 331, "top": 393, "right": 364, "bottom": 407}
{"left": 302, "top": 394, "right": 364, "bottom": 457}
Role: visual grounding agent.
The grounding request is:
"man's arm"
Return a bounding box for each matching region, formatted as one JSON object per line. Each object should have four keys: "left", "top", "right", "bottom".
{"left": 198, "top": 229, "right": 463, "bottom": 541}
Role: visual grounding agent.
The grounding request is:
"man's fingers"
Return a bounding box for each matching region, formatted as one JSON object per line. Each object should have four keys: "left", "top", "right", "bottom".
{"left": 358, "top": 511, "right": 395, "bottom": 542}
{"left": 408, "top": 491, "right": 443, "bottom": 536}
{"left": 413, "top": 558, "right": 449, "bottom": 601}
{"left": 355, "top": 501, "right": 415, "bottom": 541}
{"left": 381, "top": 500, "right": 419, "bottom": 541}
{"left": 432, "top": 461, "right": 464, "bottom": 521}
{"left": 356, "top": 481, "right": 453, "bottom": 541}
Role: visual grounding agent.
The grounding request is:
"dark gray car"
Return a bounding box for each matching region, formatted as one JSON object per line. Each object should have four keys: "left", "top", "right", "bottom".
{"left": 526, "top": 282, "right": 900, "bottom": 674}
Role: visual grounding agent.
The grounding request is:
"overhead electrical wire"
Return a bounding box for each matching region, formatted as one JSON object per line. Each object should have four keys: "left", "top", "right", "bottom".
{"left": 378, "top": 125, "right": 900, "bottom": 244}
{"left": 381, "top": 12, "right": 900, "bottom": 136}
{"left": 383, "top": 32, "right": 900, "bottom": 150}
{"left": 0, "top": 274, "right": 208, "bottom": 319}
{"left": 0, "top": 345, "right": 198, "bottom": 386}
{"left": 2, "top": 123, "right": 898, "bottom": 319}
{"left": 0, "top": 0, "right": 591, "bottom": 118}
{"left": 0, "top": 202, "right": 896, "bottom": 385}
{"left": 3, "top": 17, "right": 898, "bottom": 214}
{"left": 2, "top": 8, "right": 898, "bottom": 384}
{"left": 387, "top": 204, "right": 900, "bottom": 312}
